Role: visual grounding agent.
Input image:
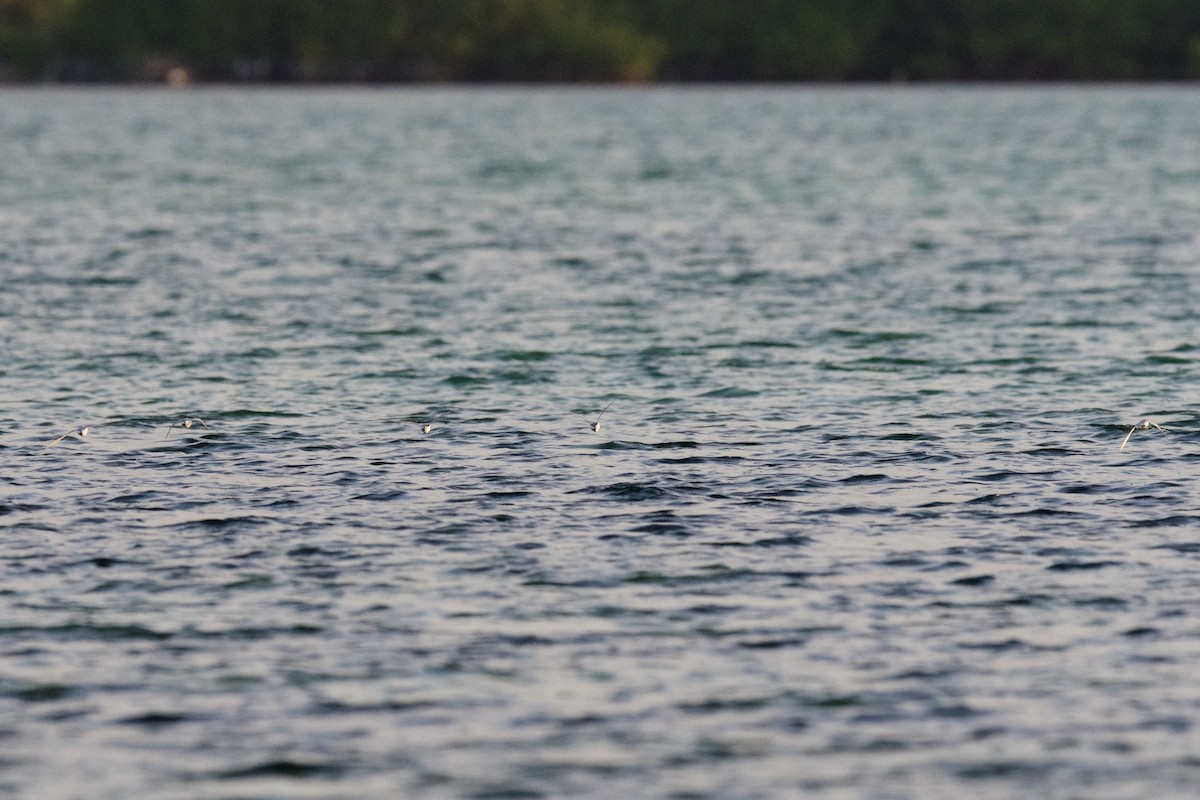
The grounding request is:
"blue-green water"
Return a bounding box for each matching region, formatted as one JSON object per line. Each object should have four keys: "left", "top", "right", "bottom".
{"left": 4, "top": 86, "right": 1200, "bottom": 799}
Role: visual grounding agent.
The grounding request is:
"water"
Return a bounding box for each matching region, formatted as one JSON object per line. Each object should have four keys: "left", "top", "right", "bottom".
{"left": 3, "top": 85, "right": 1200, "bottom": 799}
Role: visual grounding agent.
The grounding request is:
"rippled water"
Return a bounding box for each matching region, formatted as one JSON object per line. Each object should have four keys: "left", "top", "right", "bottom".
{"left": 4, "top": 86, "right": 1200, "bottom": 799}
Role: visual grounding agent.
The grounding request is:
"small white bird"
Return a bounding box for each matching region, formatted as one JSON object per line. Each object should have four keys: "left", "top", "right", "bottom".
{"left": 166, "top": 418, "right": 209, "bottom": 439}
{"left": 419, "top": 414, "right": 439, "bottom": 434}
{"left": 47, "top": 426, "right": 90, "bottom": 447}
{"left": 1121, "top": 418, "right": 1166, "bottom": 451}
{"left": 572, "top": 400, "right": 615, "bottom": 433}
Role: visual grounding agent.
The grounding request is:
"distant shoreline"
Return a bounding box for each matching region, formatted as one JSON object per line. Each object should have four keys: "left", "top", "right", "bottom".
{"left": 7, "top": 0, "right": 1200, "bottom": 85}
{"left": 4, "top": 79, "right": 1200, "bottom": 88}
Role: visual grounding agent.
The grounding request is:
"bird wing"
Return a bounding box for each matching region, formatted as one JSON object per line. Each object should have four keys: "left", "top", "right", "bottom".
{"left": 1120, "top": 427, "right": 1136, "bottom": 450}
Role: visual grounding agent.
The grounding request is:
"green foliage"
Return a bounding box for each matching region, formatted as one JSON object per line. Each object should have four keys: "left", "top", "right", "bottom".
{"left": 1, "top": 0, "right": 1199, "bottom": 81}
{"left": 0, "top": 0, "right": 79, "bottom": 75}
{"left": 960, "top": 0, "right": 1146, "bottom": 79}
{"left": 401, "top": 0, "right": 664, "bottom": 81}
{"left": 620, "top": 0, "right": 862, "bottom": 80}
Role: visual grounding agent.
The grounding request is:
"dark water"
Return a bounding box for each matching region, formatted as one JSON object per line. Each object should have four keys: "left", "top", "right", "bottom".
{"left": 4, "top": 86, "right": 1200, "bottom": 799}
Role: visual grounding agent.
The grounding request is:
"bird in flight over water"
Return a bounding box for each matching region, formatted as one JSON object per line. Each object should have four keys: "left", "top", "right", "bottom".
{"left": 166, "top": 418, "right": 209, "bottom": 439}
{"left": 47, "top": 426, "right": 89, "bottom": 447}
{"left": 1120, "top": 418, "right": 1166, "bottom": 451}
{"left": 572, "top": 400, "right": 615, "bottom": 433}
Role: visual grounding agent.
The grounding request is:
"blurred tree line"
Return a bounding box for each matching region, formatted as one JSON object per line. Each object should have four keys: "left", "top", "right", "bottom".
{"left": 3, "top": 0, "right": 1200, "bottom": 82}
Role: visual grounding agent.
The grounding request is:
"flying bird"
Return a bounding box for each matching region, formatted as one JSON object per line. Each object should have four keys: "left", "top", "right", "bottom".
{"left": 572, "top": 400, "right": 615, "bottom": 433}
{"left": 1120, "top": 418, "right": 1166, "bottom": 451}
{"left": 166, "top": 418, "right": 209, "bottom": 439}
{"left": 47, "top": 426, "right": 90, "bottom": 447}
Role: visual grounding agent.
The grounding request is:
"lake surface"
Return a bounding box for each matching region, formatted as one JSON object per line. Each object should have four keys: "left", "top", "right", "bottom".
{"left": 3, "top": 85, "right": 1200, "bottom": 799}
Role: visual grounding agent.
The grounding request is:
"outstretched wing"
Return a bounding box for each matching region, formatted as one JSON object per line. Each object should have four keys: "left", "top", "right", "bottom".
{"left": 1119, "top": 427, "right": 1136, "bottom": 451}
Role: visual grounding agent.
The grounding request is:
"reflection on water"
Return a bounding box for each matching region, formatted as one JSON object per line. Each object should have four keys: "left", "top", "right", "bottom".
{"left": 3, "top": 86, "right": 1200, "bottom": 798}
